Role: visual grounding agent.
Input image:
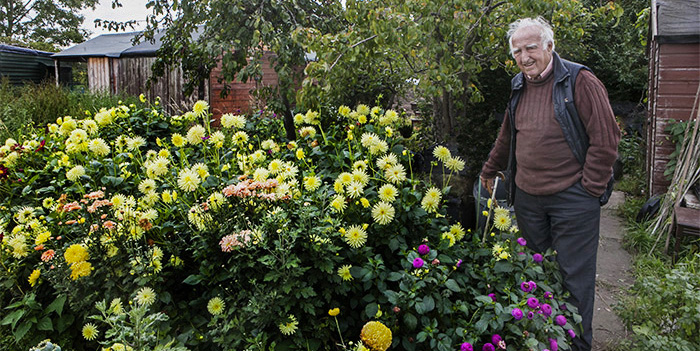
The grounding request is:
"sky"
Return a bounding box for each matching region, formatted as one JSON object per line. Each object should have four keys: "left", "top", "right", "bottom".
{"left": 80, "top": 0, "right": 151, "bottom": 39}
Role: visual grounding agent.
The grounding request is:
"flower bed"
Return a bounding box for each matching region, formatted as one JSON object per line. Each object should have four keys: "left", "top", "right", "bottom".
{"left": 0, "top": 98, "right": 581, "bottom": 351}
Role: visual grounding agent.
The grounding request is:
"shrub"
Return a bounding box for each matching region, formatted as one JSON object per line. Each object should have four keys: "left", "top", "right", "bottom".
{"left": 0, "top": 99, "right": 581, "bottom": 350}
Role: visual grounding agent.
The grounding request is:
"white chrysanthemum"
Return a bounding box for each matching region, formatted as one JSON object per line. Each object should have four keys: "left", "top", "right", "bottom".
{"left": 376, "top": 153, "right": 399, "bottom": 170}
{"left": 177, "top": 168, "right": 201, "bottom": 192}
{"left": 208, "top": 192, "right": 225, "bottom": 211}
{"left": 360, "top": 132, "right": 380, "bottom": 149}
{"left": 135, "top": 287, "right": 156, "bottom": 306}
{"left": 337, "top": 172, "right": 353, "bottom": 185}
{"left": 279, "top": 162, "right": 298, "bottom": 180}
{"left": 94, "top": 109, "right": 113, "bottom": 126}
{"left": 192, "top": 163, "right": 209, "bottom": 179}
{"left": 369, "top": 140, "right": 389, "bottom": 155}
{"left": 221, "top": 113, "right": 246, "bottom": 129}
{"left": 299, "top": 126, "right": 316, "bottom": 138}
{"left": 208, "top": 131, "right": 225, "bottom": 147}
{"left": 87, "top": 138, "right": 110, "bottom": 157}
{"left": 232, "top": 131, "right": 249, "bottom": 145}
{"left": 372, "top": 201, "right": 395, "bottom": 225}
{"left": 385, "top": 164, "right": 407, "bottom": 184}
{"left": 346, "top": 181, "right": 364, "bottom": 199}
{"left": 446, "top": 156, "right": 465, "bottom": 172}
{"left": 249, "top": 150, "right": 266, "bottom": 164}
{"left": 353, "top": 160, "right": 368, "bottom": 172}
{"left": 261, "top": 139, "right": 277, "bottom": 151}
{"left": 138, "top": 179, "right": 157, "bottom": 194}
{"left": 192, "top": 100, "right": 209, "bottom": 116}
{"left": 187, "top": 125, "right": 206, "bottom": 145}
{"left": 66, "top": 165, "right": 86, "bottom": 182}
{"left": 147, "top": 156, "right": 169, "bottom": 178}
{"left": 356, "top": 104, "right": 370, "bottom": 116}
{"left": 253, "top": 167, "right": 270, "bottom": 182}
{"left": 126, "top": 136, "right": 146, "bottom": 151}
{"left": 82, "top": 119, "right": 99, "bottom": 135}
{"left": 378, "top": 184, "right": 399, "bottom": 202}
{"left": 141, "top": 208, "right": 158, "bottom": 221}
{"left": 344, "top": 225, "right": 367, "bottom": 249}
{"left": 421, "top": 187, "right": 442, "bottom": 213}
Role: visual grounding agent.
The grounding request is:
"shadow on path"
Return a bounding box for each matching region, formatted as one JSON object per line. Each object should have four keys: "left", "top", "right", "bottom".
{"left": 593, "top": 191, "right": 633, "bottom": 350}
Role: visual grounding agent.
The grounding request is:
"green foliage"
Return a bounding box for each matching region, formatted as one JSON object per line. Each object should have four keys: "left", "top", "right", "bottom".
{"left": 616, "top": 254, "right": 700, "bottom": 350}
{"left": 0, "top": 0, "right": 99, "bottom": 50}
{"left": 615, "top": 128, "right": 647, "bottom": 197}
{"left": 0, "top": 95, "right": 581, "bottom": 350}
{"left": 663, "top": 119, "right": 696, "bottom": 180}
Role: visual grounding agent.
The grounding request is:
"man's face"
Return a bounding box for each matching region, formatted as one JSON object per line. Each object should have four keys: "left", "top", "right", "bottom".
{"left": 510, "top": 26, "right": 553, "bottom": 78}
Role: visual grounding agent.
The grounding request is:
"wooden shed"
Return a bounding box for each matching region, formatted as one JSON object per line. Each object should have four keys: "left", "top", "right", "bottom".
{"left": 52, "top": 31, "right": 281, "bottom": 118}
{"left": 647, "top": 0, "right": 700, "bottom": 195}
{"left": 0, "top": 44, "right": 70, "bottom": 85}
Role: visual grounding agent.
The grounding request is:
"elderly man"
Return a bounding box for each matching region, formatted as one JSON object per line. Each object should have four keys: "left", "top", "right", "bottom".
{"left": 480, "top": 17, "right": 620, "bottom": 351}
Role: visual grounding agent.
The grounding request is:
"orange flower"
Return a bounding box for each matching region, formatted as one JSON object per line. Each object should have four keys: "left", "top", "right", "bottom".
{"left": 41, "top": 249, "right": 55, "bottom": 262}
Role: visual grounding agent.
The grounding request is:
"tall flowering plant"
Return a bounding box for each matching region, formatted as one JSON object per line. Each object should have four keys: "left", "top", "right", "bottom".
{"left": 0, "top": 98, "right": 580, "bottom": 351}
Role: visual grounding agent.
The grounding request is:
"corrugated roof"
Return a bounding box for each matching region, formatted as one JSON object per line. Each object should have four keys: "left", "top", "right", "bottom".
{"left": 52, "top": 32, "right": 141, "bottom": 58}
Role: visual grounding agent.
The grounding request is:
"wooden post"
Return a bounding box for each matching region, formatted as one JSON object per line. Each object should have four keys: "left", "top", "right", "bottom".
{"left": 54, "top": 59, "right": 60, "bottom": 86}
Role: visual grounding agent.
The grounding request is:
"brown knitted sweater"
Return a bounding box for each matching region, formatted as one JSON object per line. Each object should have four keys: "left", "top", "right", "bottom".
{"left": 481, "top": 69, "right": 620, "bottom": 197}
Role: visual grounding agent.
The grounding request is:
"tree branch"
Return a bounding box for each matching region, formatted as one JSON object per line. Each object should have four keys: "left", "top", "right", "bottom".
{"left": 328, "top": 34, "right": 377, "bottom": 71}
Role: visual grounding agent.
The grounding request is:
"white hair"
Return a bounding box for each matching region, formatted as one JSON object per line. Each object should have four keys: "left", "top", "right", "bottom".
{"left": 507, "top": 17, "right": 555, "bottom": 55}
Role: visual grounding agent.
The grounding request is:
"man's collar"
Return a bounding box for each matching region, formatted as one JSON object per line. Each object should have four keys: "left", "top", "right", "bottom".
{"left": 525, "top": 53, "right": 554, "bottom": 81}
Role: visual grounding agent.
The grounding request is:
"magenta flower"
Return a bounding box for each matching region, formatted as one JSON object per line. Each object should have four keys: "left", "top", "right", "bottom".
{"left": 517, "top": 237, "right": 527, "bottom": 246}
{"left": 460, "top": 342, "right": 473, "bottom": 351}
{"left": 567, "top": 329, "right": 577, "bottom": 339}
{"left": 520, "top": 281, "right": 533, "bottom": 292}
{"left": 541, "top": 303, "right": 552, "bottom": 317}
{"left": 529, "top": 281, "right": 537, "bottom": 291}
{"left": 555, "top": 315, "right": 567, "bottom": 326}
{"left": 511, "top": 307, "right": 524, "bottom": 320}
{"left": 533, "top": 253, "right": 543, "bottom": 262}
{"left": 488, "top": 293, "right": 496, "bottom": 302}
{"left": 456, "top": 259, "right": 463, "bottom": 268}
{"left": 418, "top": 244, "right": 430, "bottom": 255}
{"left": 527, "top": 311, "right": 535, "bottom": 320}
{"left": 549, "top": 338, "right": 559, "bottom": 351}
{"left": 544, "top": 291, "right": 553, "bottom": 299}
{"left": 527, "top": 297, "right": 539, "bottom": 309}
{"left": 482, "top": 343, "right": 495, "bottom": 351}
{"left": 491, "top": 334, "right": 502, "bottom": 345}
{"left": 412, "top": 257, "right": 425, "bottom": 269}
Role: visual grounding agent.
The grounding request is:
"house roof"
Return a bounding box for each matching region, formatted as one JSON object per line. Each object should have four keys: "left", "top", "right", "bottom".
{"left": 655, "top": 0, "right": 700, "bottom": 43}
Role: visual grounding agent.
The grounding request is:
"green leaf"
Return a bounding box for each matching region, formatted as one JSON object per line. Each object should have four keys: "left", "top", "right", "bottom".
{"left": 14, "top": 321, "right": 31, "bottom": 341}
{"left": 422, "top": 295, "right": 435, "bottom": 313}
{"left": 403, "top": 313, "right": 418, "bottom": 330}
{"left": 1, "top": 310, "right": 25, "bottom": 329}
{"left": 444, "top": 279, "right": 461, "bottom": 292}
{"left": 45, "top": 295, "right": 66, "bottom": 317}
{"left": 37, "top": 316, "right": 53, "bottom": 331}
{"left": 182, "top": 275, "right": 203, "bottom": 285}
{"left": 387, "top": 272, "right": 403, "bottom": 281}
{"left": 494, "top": 261, "right": 513, "bottom": 273}
{"left": 364, "top": 303, "right": 378, "bottom": 319}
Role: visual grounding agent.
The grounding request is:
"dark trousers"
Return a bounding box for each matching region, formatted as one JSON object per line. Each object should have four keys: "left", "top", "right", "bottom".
{"left": 514, "top": 182, "right": 600, "bottom": 351}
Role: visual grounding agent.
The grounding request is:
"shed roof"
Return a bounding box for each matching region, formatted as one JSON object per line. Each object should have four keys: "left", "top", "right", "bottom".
{"left": 655, "top": 0, "right": 700, "bottom": 43}
{"left": 52, "top": 32, "right": 141, "bottom": 59}
{"left": 0, "top": 44, "right": 54, "bottom": 57}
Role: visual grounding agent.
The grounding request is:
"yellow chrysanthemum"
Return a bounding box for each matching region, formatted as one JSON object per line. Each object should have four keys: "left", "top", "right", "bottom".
{"left": 192, "top": 100, "right": 209, "bottom": 116}
{"left": 338, "top": 105, "right": 351, "bottom": 117}
{"left": 88, "top": 138, "right": 110, "bottom": 157}
{"left": 356, "top": 104, "right": 370, "bottom": 116}
{"left": 82, "top": 323, "right": 99, "bottom": 340}
{"left": 378, "top": 184, "right": 398, "bottom": 202}
{"left": 346, "top": 181, "right": 364, "bottom": 199}
{"left": 221, "top": 113, "right": 246, "bottom": 129}
{"left": 138, "top": 179, "right": 157, "bottom": 195}
{"left": 66, "top": 165, "right": 86, "bottom": 182}
{"left": 135, "top": 287, "right": 157, "bottom": 306}
{"left": 278, "top": 314, "right": 299, "bottom": 335}
{"left": 445, "top": 156, "right": 465, "bottom": 172}
{"left": 64, "top": 244, "right": 89, "bottom": 264}
{"left": 28, "top": 269, "right": 40, "bottom": 287}
{"left": 450, "top": 223, "right": 466, "bottom": 241}
{"left": 70, "top": 261, "right": 93, "bottom": 280}
{"left": 421, "top": 187, "right": 442, "bottom": 213}
{"left": 432, "top": 145, "right": 451, "bottom": 163}
{"left": 171, "top": 133, "right": 186, "bottom": 147}
{"left": 187, "top": 125, "right": 206, "bottom": 145}
{"left": 344, "top": 225, "right": 367, "bottom": 249}
{"left": 207, "top": 297, "right": 226, "bottom": 315}
{"left": 303, "top": 175, "right": 322, "bottom": 191}
{"left": 268, "top": 159, "right": 284, "bottom": 174}
{"left": 338, "top": 172, "right": 353, "bottom": 185}
{"left": 330, "top": 195, "right": 346, "bottom": 213}
{"left": 360, "top": 321, "right": 392, "bottom": 351}
{"left": 337, "top": 265, "right": 353, "bottom": 281}
{"left": 494, "top": 210, "right": 512, "bottom": 231}
{"left": 328, "top": 308, "right": 340, "bottom": 317}
{"left": 371, "top": 201, "right": 395, "bottom": 225}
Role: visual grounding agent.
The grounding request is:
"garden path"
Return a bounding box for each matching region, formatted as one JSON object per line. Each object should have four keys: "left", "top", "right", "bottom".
{"left": 592, "top": 191, "right": 633, "bottom": 350}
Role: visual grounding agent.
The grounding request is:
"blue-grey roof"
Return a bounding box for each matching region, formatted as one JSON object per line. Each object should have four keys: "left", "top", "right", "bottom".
{"left": 0, "top": 44, "right": 55, "bottom": 57}
{"left": 51, "top": 32, "right": 142, "bottom": 59}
